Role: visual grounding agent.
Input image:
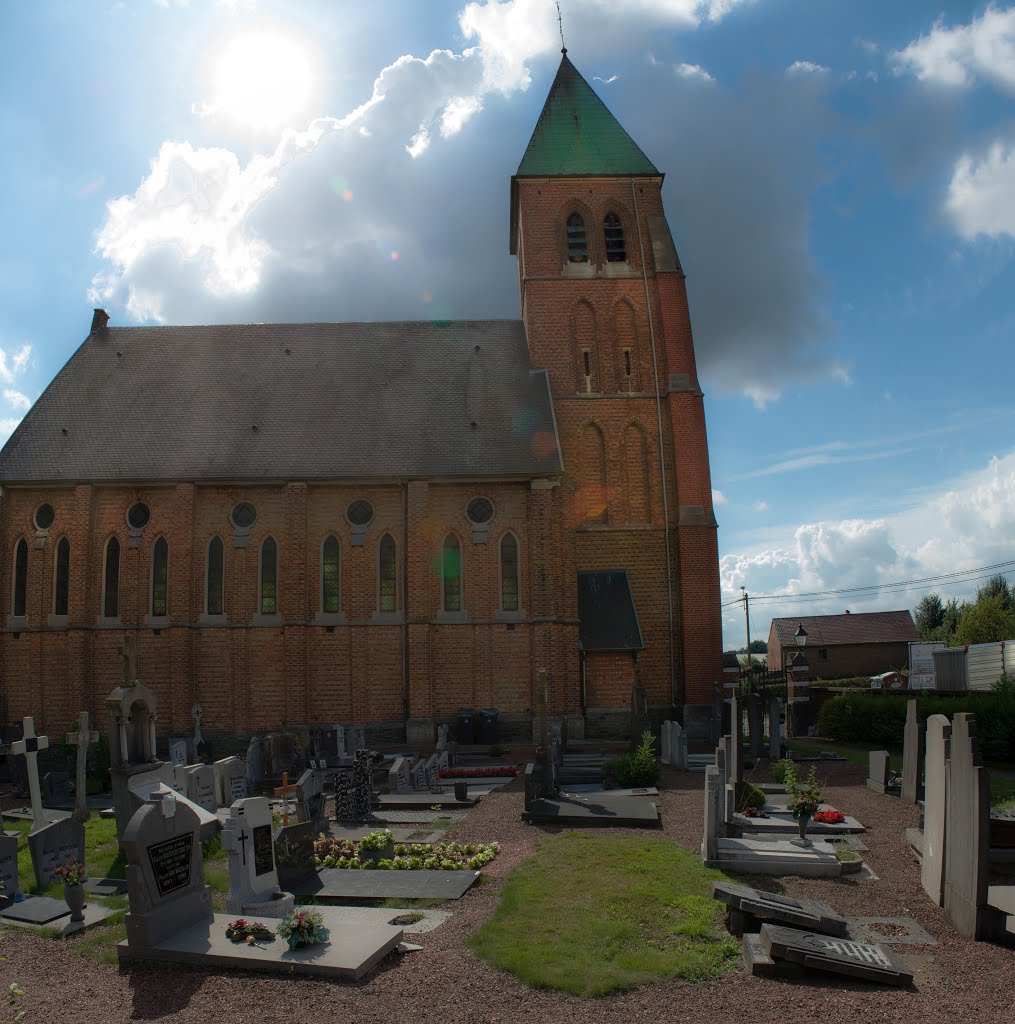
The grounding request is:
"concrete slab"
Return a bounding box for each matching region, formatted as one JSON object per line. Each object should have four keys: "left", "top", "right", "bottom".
{"left": 711, "top": 837, "right": 841, "bottom": 878}
{"left": 287, "top": 869, "right": 479, "bottom": 902}
{"left": 367, "top": 810, "right": 466, "bottom": 825}
{"left": 0, "top": 896, "right": 71, "bottom": 925}
{"left": 734, "top": 809, "right": 866, "bottom": 835}
{"left": 313, "top": 905, "right": 451, "bottom": 934}
{"left": 84, "top": 876, "right": 128, "bottom": 897}
{"left": 2, "top": 899, "right": 119, "bottom": 935}
{"left": 374, "top": 792, "right": 480, "bottom": 810}
{"left": 522, "top": 794, "right": 660, "bottom": 828}
{"left": 847, "top": 917, "right": 938, "bottom": 946}
{"left": 559, "top": 786, "right": 659, "bottom": 798}
{"left": 118, "top": 909, "right": 402, "bottom": 980}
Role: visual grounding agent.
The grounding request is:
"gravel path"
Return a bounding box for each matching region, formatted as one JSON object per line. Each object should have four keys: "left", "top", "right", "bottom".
{"left": 4, "top": 760, "right": 1014, "bottom": 1023}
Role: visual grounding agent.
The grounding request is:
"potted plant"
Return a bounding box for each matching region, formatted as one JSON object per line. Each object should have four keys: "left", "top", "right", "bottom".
{"left": 785, "top": 764, "right": 822, "bottom": 841}
{"left": 357, "top": 828, "right": 395, "bottom": 864}
{"left": 276, "top": 907, "right": 330, "bottom": 951}
{"left": 53, "top": 859, "right": 87, "bottom": 922}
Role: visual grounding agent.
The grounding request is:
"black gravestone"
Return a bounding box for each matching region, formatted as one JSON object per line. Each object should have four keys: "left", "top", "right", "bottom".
{"left": 274, "top": 822, "right": 317, "bottom": 891}
{"left": 761, "top": 924, "right": 914, "bottom": 986}
{"left": 252, "top": 823, "right": 273, "bottom": 877}
{"left": 148, "top": 832, "right": 194, "bottom": 898}
{"left": 711, "top": 881, "right": 849, "bottom": 938}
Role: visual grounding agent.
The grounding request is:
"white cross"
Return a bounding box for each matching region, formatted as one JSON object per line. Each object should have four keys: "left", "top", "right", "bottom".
{"left": 11, "top": 717, "right": 49, "bottom": 831}
{"left": 66, "top": 712, "right": 99, "bottom": 824}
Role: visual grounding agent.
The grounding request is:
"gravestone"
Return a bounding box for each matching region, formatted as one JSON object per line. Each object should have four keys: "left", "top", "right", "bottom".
{"left": 120, "top": 791, "right": 212, "bottom": 951}
{"left": 222, "top": 797, "right": 295, "bottom": 918}
{"left": 921, "top": 714, "right": 951, "bottom": 907}
{"left": 27, "top": 816, "right": 86, "bottom": 889}
{"left": 43, "top": 771, "right": 72, "bottom": 805}
{"left": 701, "top": 765, "right": 722, "bottom": 862}
{"left": 0, "top": 833, "right": 21, "bottom": 907}
{"left": 352, "top": 750, "right": 373, "bottom": 818}
{"left": 944, "top": 713, "right": 990, "bottom": 939}
{"left": 388, "top": 757, "right": 412, "bottom": 794}
{"left": 66, "top": 712, "right": 99, "bottom": 824}
{"left": 660, "top": 721, "right": 673, "bottom": 764}
{"left": 11, "top": 717, "right": 49, "bottom": 830}
{"left": 333, "top": 769, "right": 356, "bottom": 821}
{"left": 274, "top": 821, "right": 318, "bottom": 893}
{"left": 711, "top": 881, "right": 849, "bottom": 938}
{"left": 411, "top": 757, "right": 427, "bottom": 792}
{"left": 423, "top": 752, "right": 439, "bottom": 789}
{"left": 670, "top": 720, "right": 687, "bottom": 770}
{"left": 352, "top": 727, "right": 367, "bottom": 752}
{"left": 168, "top": 739, "right": 188, "bottom": 767}
{"left": 901, "top": 699, "right": 924, "bottom": 805}
{"left": 760, "top": 924, "right": 914, "bottom": 986}
{"left": 295, "top": 769, "right": 326, "bottom": 834}
{"left": 335, "top": 725, "right": 348, "bottom": 759}
{"left": 192, "top": 701, "right": 205, "bottom": 756}
{"left": 185, "top": 764, "right": 217, "bottom": 814}
{"left": 769, "top": 698, "right": 783, "bottom": 762}
{"left": 729, "top": 695, "right": 744, "bottom": 810}
{"left": 213, "top": 757, "right": 247, "bottom": 808}
{"left": 867, "top": 750, "right": 890, "bottom": 793}
{"left": 746, "top": 693, "right": 764, "bottom": 758}
{"left": 437, "top": 748, "right": 450, "bottom": 774}
{"left": 245, "top": 736, "right": 263, "bottom": 791}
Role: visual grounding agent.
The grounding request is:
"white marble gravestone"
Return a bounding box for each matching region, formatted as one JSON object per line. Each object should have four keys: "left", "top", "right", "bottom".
{"left": 185, "top": 764, "right": 218, "bottom": 814}
{"left": 168, "top": 739, "right": 188, "bottom": 767}
{"left": 921, "top": 714, "right": 951, "bottom": 907}
{"left": 222, "top": 797, "right": 294, "bottom": 918}
{"left": 27, "top": 816, "right": 86, "bottom": 889}
{"left": 424, "top": 752, "right": 439, "bottom": 788}
{"left": 214, "top": 757, "right": 247, "bottom": 808}
{"left": 411, "top": 758, "right": 427, "bottom": 791}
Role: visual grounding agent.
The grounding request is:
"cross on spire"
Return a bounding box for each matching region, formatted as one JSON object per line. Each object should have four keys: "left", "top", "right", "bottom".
{"left": 555, "top": 0, "right": 567, "bottom": 54}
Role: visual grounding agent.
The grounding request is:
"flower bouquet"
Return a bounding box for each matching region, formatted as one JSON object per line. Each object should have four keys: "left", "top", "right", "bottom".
{"left": 53, "top": 860, "right": 87, "bottom": 886}
{"left": 276, "top": 907, "right": 329, "bottom": 950}
{"left": 785, "top": 764, "right": 823, "bottom": 839}
{"left": 813, "top": 809, "right": 846, "bottom": 825}
{"left": 225, "top": 918, "right": 275, "bottom": 944}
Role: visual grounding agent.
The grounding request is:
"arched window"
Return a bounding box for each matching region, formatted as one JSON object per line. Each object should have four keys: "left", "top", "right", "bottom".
{"left": 53, "top": 537, "right": 70, "bottom": 616}
{"left": 566, "top": 212, "right": 587, "bottom": 263}
{"left": 442, "top": 534, "right": 462, "bottom": 612}
{"left": 378, "top": 533, "right": 397, "bottom": 613}
{"left": 500, "top": 533, "right": 519, "bottom": 612}
{"left": 206, "top": 537, "right": 224, "bottom": 616}
{"left": 604, "top": 213, "right": 626, "bottom": 262}
{"left": 102, "top": 537, "right": 120, "bottom": 618}
{"left": 12, "top": 539, "right": 28, "bottom": 617}
{"left": 151, "top": 537, "right": 168, "bottom": 617}
{"left": 321, "top": 535, "right": 341, "bottom": 614}
{"left": 260, "top": 537, "right": 278, "bottom": 616}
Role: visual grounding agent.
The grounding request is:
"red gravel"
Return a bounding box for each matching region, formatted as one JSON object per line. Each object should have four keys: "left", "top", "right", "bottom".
{"left": 4, "top": 760, "right": 1014, "bottom": 1023}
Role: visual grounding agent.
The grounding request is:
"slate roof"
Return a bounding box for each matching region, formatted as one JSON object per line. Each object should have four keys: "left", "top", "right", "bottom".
{"left": 770, "top": 611, "right": 920, "bottom": 648}
{"left": 516, "top": 54, "right": 659, "bottom": 178}
{"left": 577, "top": 570, "right": 645, "bottom": 652}
{"left": 0, "top": 320, "right": 563, "bottom": 483}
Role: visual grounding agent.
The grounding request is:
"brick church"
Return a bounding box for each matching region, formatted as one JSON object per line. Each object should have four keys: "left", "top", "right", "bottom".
{"left": 0, "top": 53, "right": 724, "bottom": 745}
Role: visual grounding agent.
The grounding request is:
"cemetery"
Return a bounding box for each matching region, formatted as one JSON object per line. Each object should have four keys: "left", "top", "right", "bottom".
{"left": 0, "top": 671, "right": 1013, "bottom": 1022}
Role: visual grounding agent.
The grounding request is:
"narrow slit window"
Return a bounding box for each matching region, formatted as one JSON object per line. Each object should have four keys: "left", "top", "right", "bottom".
{"left": 260, "top": 537, "right": 278, "bottom": 615}
{"left": 151, "top": 537, "right": 168, "bottom": 617}
{"left": 623, "top": 349, "right": 632, "bottom": 377}
{"left": 378, "top": 533, "right": 397, "bottom": 612}
{"left": 322, "top": 535, "right": 341, "bottom": 614}
{"left": 500, "top": 534, "right": 519, "bottom": 612}
{"left": 103, "top": 537, "right": 120, "bottom": 618}
{"left": 583, "top": 349, "right": 591, "bottom": 377}
{"left": 206, "top": 537, "right": 224, "bottom": 616}
{"left": 604, "top": 213, "right": 626, "bottom": 262}
{"left": 12, "top": 539, "right": 28, "bottom": 617}
{"left": 54, "top": 538, "right": 70, "bottom": 616}
{"left": 566, "top": 213, "right": 587, "bottom": 263}
{"left": 442, "top": 534, "right": 462, "bottom": 612}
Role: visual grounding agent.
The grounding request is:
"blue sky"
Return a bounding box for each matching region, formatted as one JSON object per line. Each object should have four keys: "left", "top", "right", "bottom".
{"left": 3, "top": 1, "right": 1015, "bottom": 649}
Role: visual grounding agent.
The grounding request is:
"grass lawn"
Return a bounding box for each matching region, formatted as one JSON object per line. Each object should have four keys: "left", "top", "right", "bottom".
{"left": 469, "top": 833, "right": 739, "bottom": 997}
{"left": 3, "top": 812, "right": 230, "bottom": 963}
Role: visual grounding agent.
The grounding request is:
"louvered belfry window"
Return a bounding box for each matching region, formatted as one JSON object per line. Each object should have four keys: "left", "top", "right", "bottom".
{"left": 604, "top": 213, "right": 626, "bottom": 262}
{"left": 566, "top": 213, "right": 588, "bottom": 263}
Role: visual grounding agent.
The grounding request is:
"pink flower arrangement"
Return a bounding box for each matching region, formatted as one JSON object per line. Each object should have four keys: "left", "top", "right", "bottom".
{"left": 53, "top": 859, "right": 87, "bottom": 887}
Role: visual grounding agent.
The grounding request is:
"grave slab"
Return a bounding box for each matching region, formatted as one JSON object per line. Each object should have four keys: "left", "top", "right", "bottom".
{"left": 741, "top": 931, "right": 803, "bottom": 979}
{"left": 733, "top": 810, "right": 866, "bottom": 835}
{"left": 711, "top": 837, "right": 841, "bottom": 878}
{"left": 84, "top": 876, "right": 128, "bottom": 897}
{"left": 1, "top": 899, "right": 119, "bottom": 935}
{"left": 117, "top": 909, "right": 402, "bottom": 980}
{"left": 761, "top": 923, "right": 915, "bottom": 986}
{"left": 522, "top": 795, "right": 660, "bottom": 828}
{"left": 846, "top": 917, "right": 937, "bottom": 946}
{"left": 27, "top": 816, "right": 86, "bottom": 889}
{"left": 0, "top": 895, "right": 72, "bottom": 925}
{"left": 375, "top": 792, "right": 480, "bottom": 809}
{"left": 286, "top": 868, "right": 479, "bottom": 902}
{"left": 710, "top": 881, "right": 849, "bottom": 937}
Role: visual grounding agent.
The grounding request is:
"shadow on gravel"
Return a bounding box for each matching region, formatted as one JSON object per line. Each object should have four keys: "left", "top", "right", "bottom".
{"left": 124, "top": 965, "right": 207, "bottom": 1019}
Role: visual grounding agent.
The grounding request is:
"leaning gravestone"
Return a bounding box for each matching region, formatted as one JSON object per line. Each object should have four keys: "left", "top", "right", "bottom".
{"left": 710, "top": 881, "right": 849, "bottom": 938}
{"left": 120, "top": 792, "right": 212, "bottom": 954}
{"left": 901, "top": 699, "right": 925, "bottom": 805}
{"left": 921, "top": 714, "right": 952, "bottom": 908}
{"left": 388, "top": 757, "right": 412, "bottom": 794}
{"left": 760, "top": 923, "right": 914, "bottom": 987}
{"left": 222, "top": 797, "right": 294, "bottom": 918}
{"left": 185, "top": 764, "right": 218, "bottom": 814}
{"left": 867, "top": 750, "right": 891, "bottom": 794}
{"left": 213, "top": 757, "right": 247, "bottom": 808}
{"left": 28, "top": 816, "right": 86, "bottom": 889}
{"left": 295, "top": 769, "right": 327, "bottom": 834}
{"left": 273, "top": 821, "right": 318, "bottom": 894}
{"left": 0, "top": 834, "right": 20, "bottom": 907}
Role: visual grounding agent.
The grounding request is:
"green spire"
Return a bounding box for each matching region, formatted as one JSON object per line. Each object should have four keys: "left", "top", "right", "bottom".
{"left": 516, "top": 53, "right": 659, "bottom": 178}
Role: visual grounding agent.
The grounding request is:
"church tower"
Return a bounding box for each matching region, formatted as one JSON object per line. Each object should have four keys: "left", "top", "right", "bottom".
{"left": 511, "top": 51, "right": 724, "bottom": 729}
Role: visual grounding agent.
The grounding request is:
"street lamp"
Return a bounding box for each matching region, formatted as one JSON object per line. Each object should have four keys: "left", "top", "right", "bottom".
{"left": 784, "top": 624, "right": 808, "bottom": 678}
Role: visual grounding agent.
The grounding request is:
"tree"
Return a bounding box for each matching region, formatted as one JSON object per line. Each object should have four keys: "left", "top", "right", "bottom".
{"left": 976, "top": 574, "right": 1014, "bottom": 612}
{"left": 915, "top": 593, "right": 945, "bottom": 638}
{"left": 953, "top": 593, "right": 1015, "bottom": 647}
{"left": 748, "top": 639, "right": 768, "bottom": 654}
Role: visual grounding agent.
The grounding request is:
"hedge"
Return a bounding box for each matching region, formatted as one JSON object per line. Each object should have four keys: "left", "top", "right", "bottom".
{"left": 817, "top": 692, "right": 1015, "bottom": 762}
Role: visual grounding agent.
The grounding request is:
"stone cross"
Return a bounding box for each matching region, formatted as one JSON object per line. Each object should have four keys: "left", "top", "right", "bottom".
{"left": 192, "top": 702, "right": 204, "bottom": 751}
{"left": 120, "top": 635, "right": 138, "bottom": 683}
{"left": 65, "top": 712, "right": 99, "bottom": 824}
{"left": 11, "top": 717, "right": 49, "bottom": 831}
{"left": 273, "top": 771, "right": 298, "bottom": 827}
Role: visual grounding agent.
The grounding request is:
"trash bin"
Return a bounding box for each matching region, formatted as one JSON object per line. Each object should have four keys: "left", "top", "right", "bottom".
{"left": 455, "top": 708, "right": 477, "bottom": 745}
{"left": 478, "top": 707, "right": 500, "bottom": 744}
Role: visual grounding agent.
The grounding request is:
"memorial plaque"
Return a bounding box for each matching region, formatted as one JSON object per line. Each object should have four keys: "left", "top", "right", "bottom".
{"left": 761, "top": 923, "right": 914, "bottom": 986}
{"left": 148, "top": 832, "right": 195, "bottom": 898}
{"left": 253, "top": 824, "right": 273, "bottom": 877}
{"left": 0, "top": 834, "right": 19, "bottom": 906}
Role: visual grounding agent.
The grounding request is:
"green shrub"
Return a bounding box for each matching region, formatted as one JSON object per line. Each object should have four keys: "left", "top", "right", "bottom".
{"left": 739, "top": 781, "right": 766, "bottom": 811}
{"left": 769, "top": 758, "right": 794, "bottom": 784}
{"left": 817, "top": 691, "right": 1015, "bottom": 761}
{"left": 605, "top": 732, "right": 661, "bottom": 788}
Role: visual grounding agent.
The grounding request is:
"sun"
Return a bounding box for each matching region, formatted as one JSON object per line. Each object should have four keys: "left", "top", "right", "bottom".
{"left": 208, "top": 32, "right": 313, "bottom": 130}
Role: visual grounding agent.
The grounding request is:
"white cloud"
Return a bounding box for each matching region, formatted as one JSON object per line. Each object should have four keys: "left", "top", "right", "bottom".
{"left": 786, "top": 60, "right": 829, "bottom": 75}
{"left": 593, "top": 74, "right": 619, "bottom": 85}
{"left": 945, "top": 139, "right": 1015, "bottom": 239}
{"left": 753, "top": 500, "right": 768, "bottom": 512}
{"left": 676, "top": 62, "right": 714, "bottom": 81}
{"left": 0, "top": 344, "right": 31, "bottom": 384}
{"left": 893, "top": 5, "right": 1015, "bottom": 93}
{"left": 712, "top": 488, "right": 728, "bottom": 506}
{"left": 4, "top": 390, "right": 30, "bottom": 412}
{"left": 0, "top": 418, "right": 22, "bottom": 440}
{"left": 720, "top": 451, "right": 1015, "bottom": 644}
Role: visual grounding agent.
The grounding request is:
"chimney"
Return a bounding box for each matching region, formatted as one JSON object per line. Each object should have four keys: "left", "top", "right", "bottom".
{"left": 91, "top": 308, "right": 110, "bottom": 333}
